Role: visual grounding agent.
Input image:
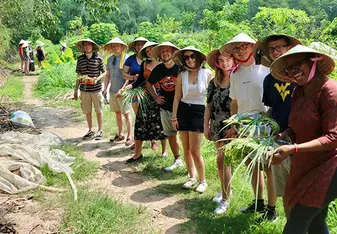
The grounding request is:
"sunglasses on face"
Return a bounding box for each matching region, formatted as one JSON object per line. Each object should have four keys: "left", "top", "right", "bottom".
{"left": 184, "top": 53, "right": 196, "bottom": 61}
{"left": 232, "top": 43, "right": 250, "bottom": 53}
{"left": 268, "top": 44, "right": 290, "bottom": 54}
{"left": 284, "top": 58, "right": 308, "bottom": 73}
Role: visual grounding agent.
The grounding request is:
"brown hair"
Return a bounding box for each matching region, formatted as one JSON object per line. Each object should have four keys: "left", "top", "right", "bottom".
{"left": 180, "top": 51, "right": 204, "bottom": 71}
{"left": 213, "top": 51, "right": 232, "bottom": 88}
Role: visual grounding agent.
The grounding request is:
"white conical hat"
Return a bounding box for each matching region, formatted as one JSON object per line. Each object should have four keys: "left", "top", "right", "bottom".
{"left": 172, "top": 46, "right": 206, "bottom": 67}
{"left": 75, "top": 38, "right": 99, "bottom": 52}
{"left": 220, "top": 33, "right": 256, "bottom": 55}
{"left": 19, "top": 39, "right": 25, "bottom": 45}
{"left": 253, "top": 34, "right": 302, "bottom": 67}
{"left": 138, "top": 41, "right": 159, "bottom": 60}
{"left": 103, "top": 37, "right": 127, "bottom": 51}
{"left": 271, "top": 45, "right": 335, "bottom": 83}
{"left": 150, "top": 41, "right": 180, "bottom": 60}
{"left": 128, "top": 36, "right": 149, "bottom": 51}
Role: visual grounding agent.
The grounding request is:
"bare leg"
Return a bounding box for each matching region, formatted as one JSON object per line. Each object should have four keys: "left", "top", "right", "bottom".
{"left": 161, "top": 139, "right": 168, "bottom": 156}
{"left": 123, "top": 112, "right": 132, "bottom": 139}
{"left": 132, "top": 102, "right": 139, "bottom": 115}
{"left": 85, "top": 113, "right": 93, "bottom": 130}
{"left": 189, "top": 131, "right": 205, "bottom": 181}
{"left": 266, "top": 167, "right": 277, "bottom": 206}
{"left": 96, "top": 112, "right": 103, "bottom": 131}
{"left": 133, "top": 139, "right": 143, "bottom": 158}
{"left": 179, "top": 131, "right": 195, "bottom": 178}
{"left": 250, "top": 163, "right": 264, "bottom": 200}
{"left": 168, "top": 134, "right": 180, "bottom": 158}
{"left": 115, "top": 112, "right": 123, "bottom": 136}
{"left": 216, "top": 141, "right": 232, "bottom": 200}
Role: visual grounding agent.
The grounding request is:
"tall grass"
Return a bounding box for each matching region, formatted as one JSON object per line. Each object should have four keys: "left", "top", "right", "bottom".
{"left": 0, "top": 75, "right": 24, "bottom": 101}
{"left": 35, "top": 62, "right": 77, "bottom": 98}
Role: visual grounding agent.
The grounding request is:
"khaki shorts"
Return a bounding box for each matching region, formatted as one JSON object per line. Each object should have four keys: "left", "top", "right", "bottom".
{"left": 160, "top": 109, "right": 177, "bottom": 137}
{"left": 271, "top": 157, "right": 291, "bottom": 197}
{"left": 80, "top": 91, "right": 103, "bottom": 114}
{"left": 109, "top": 92, "right": 130, "bottom": 114}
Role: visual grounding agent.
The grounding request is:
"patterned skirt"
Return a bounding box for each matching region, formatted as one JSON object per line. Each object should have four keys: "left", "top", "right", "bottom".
{"left": 134, "top": 93, "right": 167, "bottom": 141}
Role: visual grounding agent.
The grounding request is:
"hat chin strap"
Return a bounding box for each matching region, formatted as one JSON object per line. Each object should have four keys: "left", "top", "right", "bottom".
{"left": 307, "top": 57, "right": 323, "bottom": 83}
{"left": 233, "top": 52, "right": 253, "bottom": 64}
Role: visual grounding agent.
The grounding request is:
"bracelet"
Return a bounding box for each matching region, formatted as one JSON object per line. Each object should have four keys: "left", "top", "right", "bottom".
{"left": 294, "top": 143, "right": 299, "bottom": 154}
{"left": 171, "top": 118, "right": 178, "bottom": 122}
{"left": 155, "top": 95, "right": 160, "bottom": 100}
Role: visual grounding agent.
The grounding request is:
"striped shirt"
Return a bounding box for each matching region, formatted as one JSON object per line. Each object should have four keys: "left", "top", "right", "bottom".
{"left": 76, "top": 53, "right": 106, "bottom": 92}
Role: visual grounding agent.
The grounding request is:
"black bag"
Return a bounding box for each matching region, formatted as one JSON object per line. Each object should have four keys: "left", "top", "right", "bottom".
{"left": 29, "top": 61, "right": 35, "bottom": 71}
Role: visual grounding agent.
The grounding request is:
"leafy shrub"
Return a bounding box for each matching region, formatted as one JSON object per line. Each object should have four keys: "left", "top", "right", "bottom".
{"left": 0, "top": 25, "right": 12, "bottom": 60}
{"left": 35, "top": 62, "right": 77, "bottom": 98}
{"left": 88, "top": 23, "right": 119, "bottom": 45}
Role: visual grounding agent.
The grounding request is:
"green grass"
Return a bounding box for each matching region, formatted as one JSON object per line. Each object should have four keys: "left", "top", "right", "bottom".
{"left": 40, "top": 144, "right": 99, "bottom": 187}
{"left": 0, "top": 75, "right": 24, "bottom": 101}
{"left": 60, "top": 187, "right": 154, "bottom": 234}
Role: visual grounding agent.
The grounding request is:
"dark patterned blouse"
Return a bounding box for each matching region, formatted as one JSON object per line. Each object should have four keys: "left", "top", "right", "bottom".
{"left": 286, "top": 78, "right": 337, "bottom": 209}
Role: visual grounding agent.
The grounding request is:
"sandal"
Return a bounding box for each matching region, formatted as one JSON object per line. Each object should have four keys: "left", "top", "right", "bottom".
{"left": 125, "top": 138, "right": 133, "bottom": 146}
{"left": 110, "top": 134, "right": 124, "bottom": 142}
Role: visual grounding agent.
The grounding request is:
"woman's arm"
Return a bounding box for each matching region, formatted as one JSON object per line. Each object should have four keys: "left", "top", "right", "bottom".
{"left": 131, "top": 62, "right": 146, "bottom": 89}
{"left": 204, "top": 103, "right": 212, "bottom": 140}
{"left": 122, "top": 65, "right": 137, "bottom": 81}
{"left": 172, "top": 73, "right": 183, "bottom": 130}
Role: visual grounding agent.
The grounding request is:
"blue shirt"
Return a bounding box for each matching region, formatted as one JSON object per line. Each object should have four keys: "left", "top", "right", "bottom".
{"left": 106, "top": 54, "right": 128, "bottom": 93}
{"left": 262, "top": 74, "right": 296, "bottom": 132}
{"left": 124, "top": 54, "right": 141, "bottom": 75}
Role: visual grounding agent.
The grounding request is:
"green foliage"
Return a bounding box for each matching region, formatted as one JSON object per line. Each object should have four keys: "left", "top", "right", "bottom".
{"left": 251, "top": 7, "right": 315, "bottom": 40}
{"left": 320, "top": 18, "right": 337, "bottom": 48}
{"left": 88, "top": 23, "right": 119, "bottom": 45}
{"left": 0, "top": 25, "right": 12, "bottom": 60}
{"left": 35, "top": 62, "right": 77, "bottom": 98}
{"left": 0, "top": 75, "right": 24, "bottom": 101}
{"left": 61, "top": 187, "right": 152, "bottom": 234}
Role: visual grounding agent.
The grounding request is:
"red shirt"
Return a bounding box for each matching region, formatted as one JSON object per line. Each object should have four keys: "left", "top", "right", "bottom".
{"left": 286, "top": 78, "right": 337, "bottom": 209}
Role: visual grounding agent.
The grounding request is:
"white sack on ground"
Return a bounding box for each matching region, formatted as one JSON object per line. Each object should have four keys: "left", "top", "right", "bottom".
{"left": 0, "top": 131, "right": 74, "bottom": 194}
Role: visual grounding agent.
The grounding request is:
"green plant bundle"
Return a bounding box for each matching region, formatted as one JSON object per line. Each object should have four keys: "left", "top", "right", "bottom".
{"left": 121, "top": 87, "right": 153, "bottom": 113}
{"left": 223, "top": 111, "right": 280, "bottom": 138}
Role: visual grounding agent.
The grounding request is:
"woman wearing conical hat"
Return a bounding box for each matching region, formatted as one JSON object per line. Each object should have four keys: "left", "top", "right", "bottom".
{"left": 270, "top": 45, "right": 337, "bottom": 233}
{"left": 171, "top": 46, "right": 213, "bottom": 193}
{"left": 204, "top": 49, "right": 234, "bottom": 214}
{"left": 124, "top": 41, "right": 168, "bottom": 163}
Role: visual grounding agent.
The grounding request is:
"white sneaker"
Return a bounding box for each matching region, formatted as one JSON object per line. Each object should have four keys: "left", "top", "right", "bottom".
{"left": 182, "top": 178, "right": 197, "bottom": 189}
{"left": 164, "top": 159, "right": 184, "bottom": 172}
{"left": 212, "top": 192, "right": 223, "bottom": 203}
{"left": 214, "top": 200, "right": 229, "bottom": 214}
{"left": 195, "top": 181, "right": 208, "bottom": 193}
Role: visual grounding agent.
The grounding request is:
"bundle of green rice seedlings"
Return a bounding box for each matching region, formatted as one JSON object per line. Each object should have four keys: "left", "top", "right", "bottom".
{"left": 121, "top": 87, "right": 153, "bottom": 113}
{"left": 223, "top": 111, "right": 280, "bottom": 139}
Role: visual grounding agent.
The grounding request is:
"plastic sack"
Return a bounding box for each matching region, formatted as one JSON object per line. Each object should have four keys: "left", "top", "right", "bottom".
{"left": 10, "top": 110, "right": 35, "bottom": 128}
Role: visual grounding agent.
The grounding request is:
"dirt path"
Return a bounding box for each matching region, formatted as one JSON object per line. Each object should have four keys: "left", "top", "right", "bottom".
{"left": 7, "top": 75, "right": 191, "bottom": 233}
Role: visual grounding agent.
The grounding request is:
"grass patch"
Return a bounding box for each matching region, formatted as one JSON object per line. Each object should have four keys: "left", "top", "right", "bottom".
{"left": 40, "top": 144, "right": 99, "bottom": 187}
{"left": 60, "top": 187, "right": 154, "bottom": 234}
{"left": 0, "top": 75, "right": 24, "bottom": 101}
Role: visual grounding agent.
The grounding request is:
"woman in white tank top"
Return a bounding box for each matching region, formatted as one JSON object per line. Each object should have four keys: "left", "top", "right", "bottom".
{"left": 171, "top": 46, "right": 212, "bottom": 193}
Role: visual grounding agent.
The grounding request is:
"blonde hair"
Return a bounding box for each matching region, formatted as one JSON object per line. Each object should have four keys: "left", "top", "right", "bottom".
{"left": 213, "top": 52, "right": 233, "bottom": 88}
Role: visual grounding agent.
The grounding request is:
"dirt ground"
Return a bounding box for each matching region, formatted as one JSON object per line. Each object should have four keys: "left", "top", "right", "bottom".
{"left": 0, "top": 75, "right": 191, "bottom": 234}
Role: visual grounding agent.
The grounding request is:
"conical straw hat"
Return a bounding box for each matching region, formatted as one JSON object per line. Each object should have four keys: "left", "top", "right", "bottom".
{"left": 150, "top": 41, "right": 180, "bottom": 60}
{"left": 128, "top": 37, "right": 149, "bottom": 51}
{"left": 253, "top": 34, "right": 302, "bottom": 67}
{"left": 220, "top": 33, "right": 256, "bottom": 55}
{"left": 271, "top": 45, "right": 335, "bottom": 83}
{"left": 103, "top": 37, "right": 127, "bottom": 51}
{"left": 138, "top": 41, "right": 159, "bottom": 60}
{"left": 75, "top": 38, "right": 99, "bottom": 52}
{"left": 172, "top": 46, "right": 206, "bottom": 67}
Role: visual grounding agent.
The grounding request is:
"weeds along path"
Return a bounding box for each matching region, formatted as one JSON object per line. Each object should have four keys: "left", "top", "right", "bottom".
{"left": 21, "top": 75, "right": 192, "bottom": 234}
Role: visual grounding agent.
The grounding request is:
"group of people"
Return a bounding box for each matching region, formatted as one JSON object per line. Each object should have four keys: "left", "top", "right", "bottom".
{"left": 73, "top": 33, "right": 337, "bottom": 234}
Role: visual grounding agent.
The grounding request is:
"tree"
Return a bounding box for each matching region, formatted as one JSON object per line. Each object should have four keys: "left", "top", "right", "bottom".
{"left": 88, "top": 23, "right": 119, "bottom": 45}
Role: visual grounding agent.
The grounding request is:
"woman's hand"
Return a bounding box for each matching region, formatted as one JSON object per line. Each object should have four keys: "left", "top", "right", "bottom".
{"left": 204, "top": 124, "right": 211, "bottom": 140}
{"left": 125, "top": 84, "right": 133, "bottom": 90}
{"left": 73, "top": 89, "right": 78, "bottom": 101}
{"left": 155, "top": 95, "right": 165, "bottom": 105}
{"left": 172, "top": 119, "right": 179, "bottom": 131}
{"left": 271, "top": 145, "right": 295, "bottom": 165}
{"left": 225, "top": 126, "right": 237, "bottom": 138}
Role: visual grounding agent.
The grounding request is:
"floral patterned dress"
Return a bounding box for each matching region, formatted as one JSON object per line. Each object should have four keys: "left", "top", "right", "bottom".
{"left": 206, "top": 79, "right": 231, "bottom": 141}
{"left": 132, "top": 62, "right": 167, "bottom": 141}
{"left": 286, "top": 78, "right": 337, "bottom": 209}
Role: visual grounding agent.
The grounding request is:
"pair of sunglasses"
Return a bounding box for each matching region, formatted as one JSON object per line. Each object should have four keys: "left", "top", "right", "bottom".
{"left": 184, "top": 53, "right": 196, "bottom": 61}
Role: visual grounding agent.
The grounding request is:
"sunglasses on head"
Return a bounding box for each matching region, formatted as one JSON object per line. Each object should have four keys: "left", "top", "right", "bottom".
{"left": 184, "top": 53, "right": 196, "bottom": 61}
